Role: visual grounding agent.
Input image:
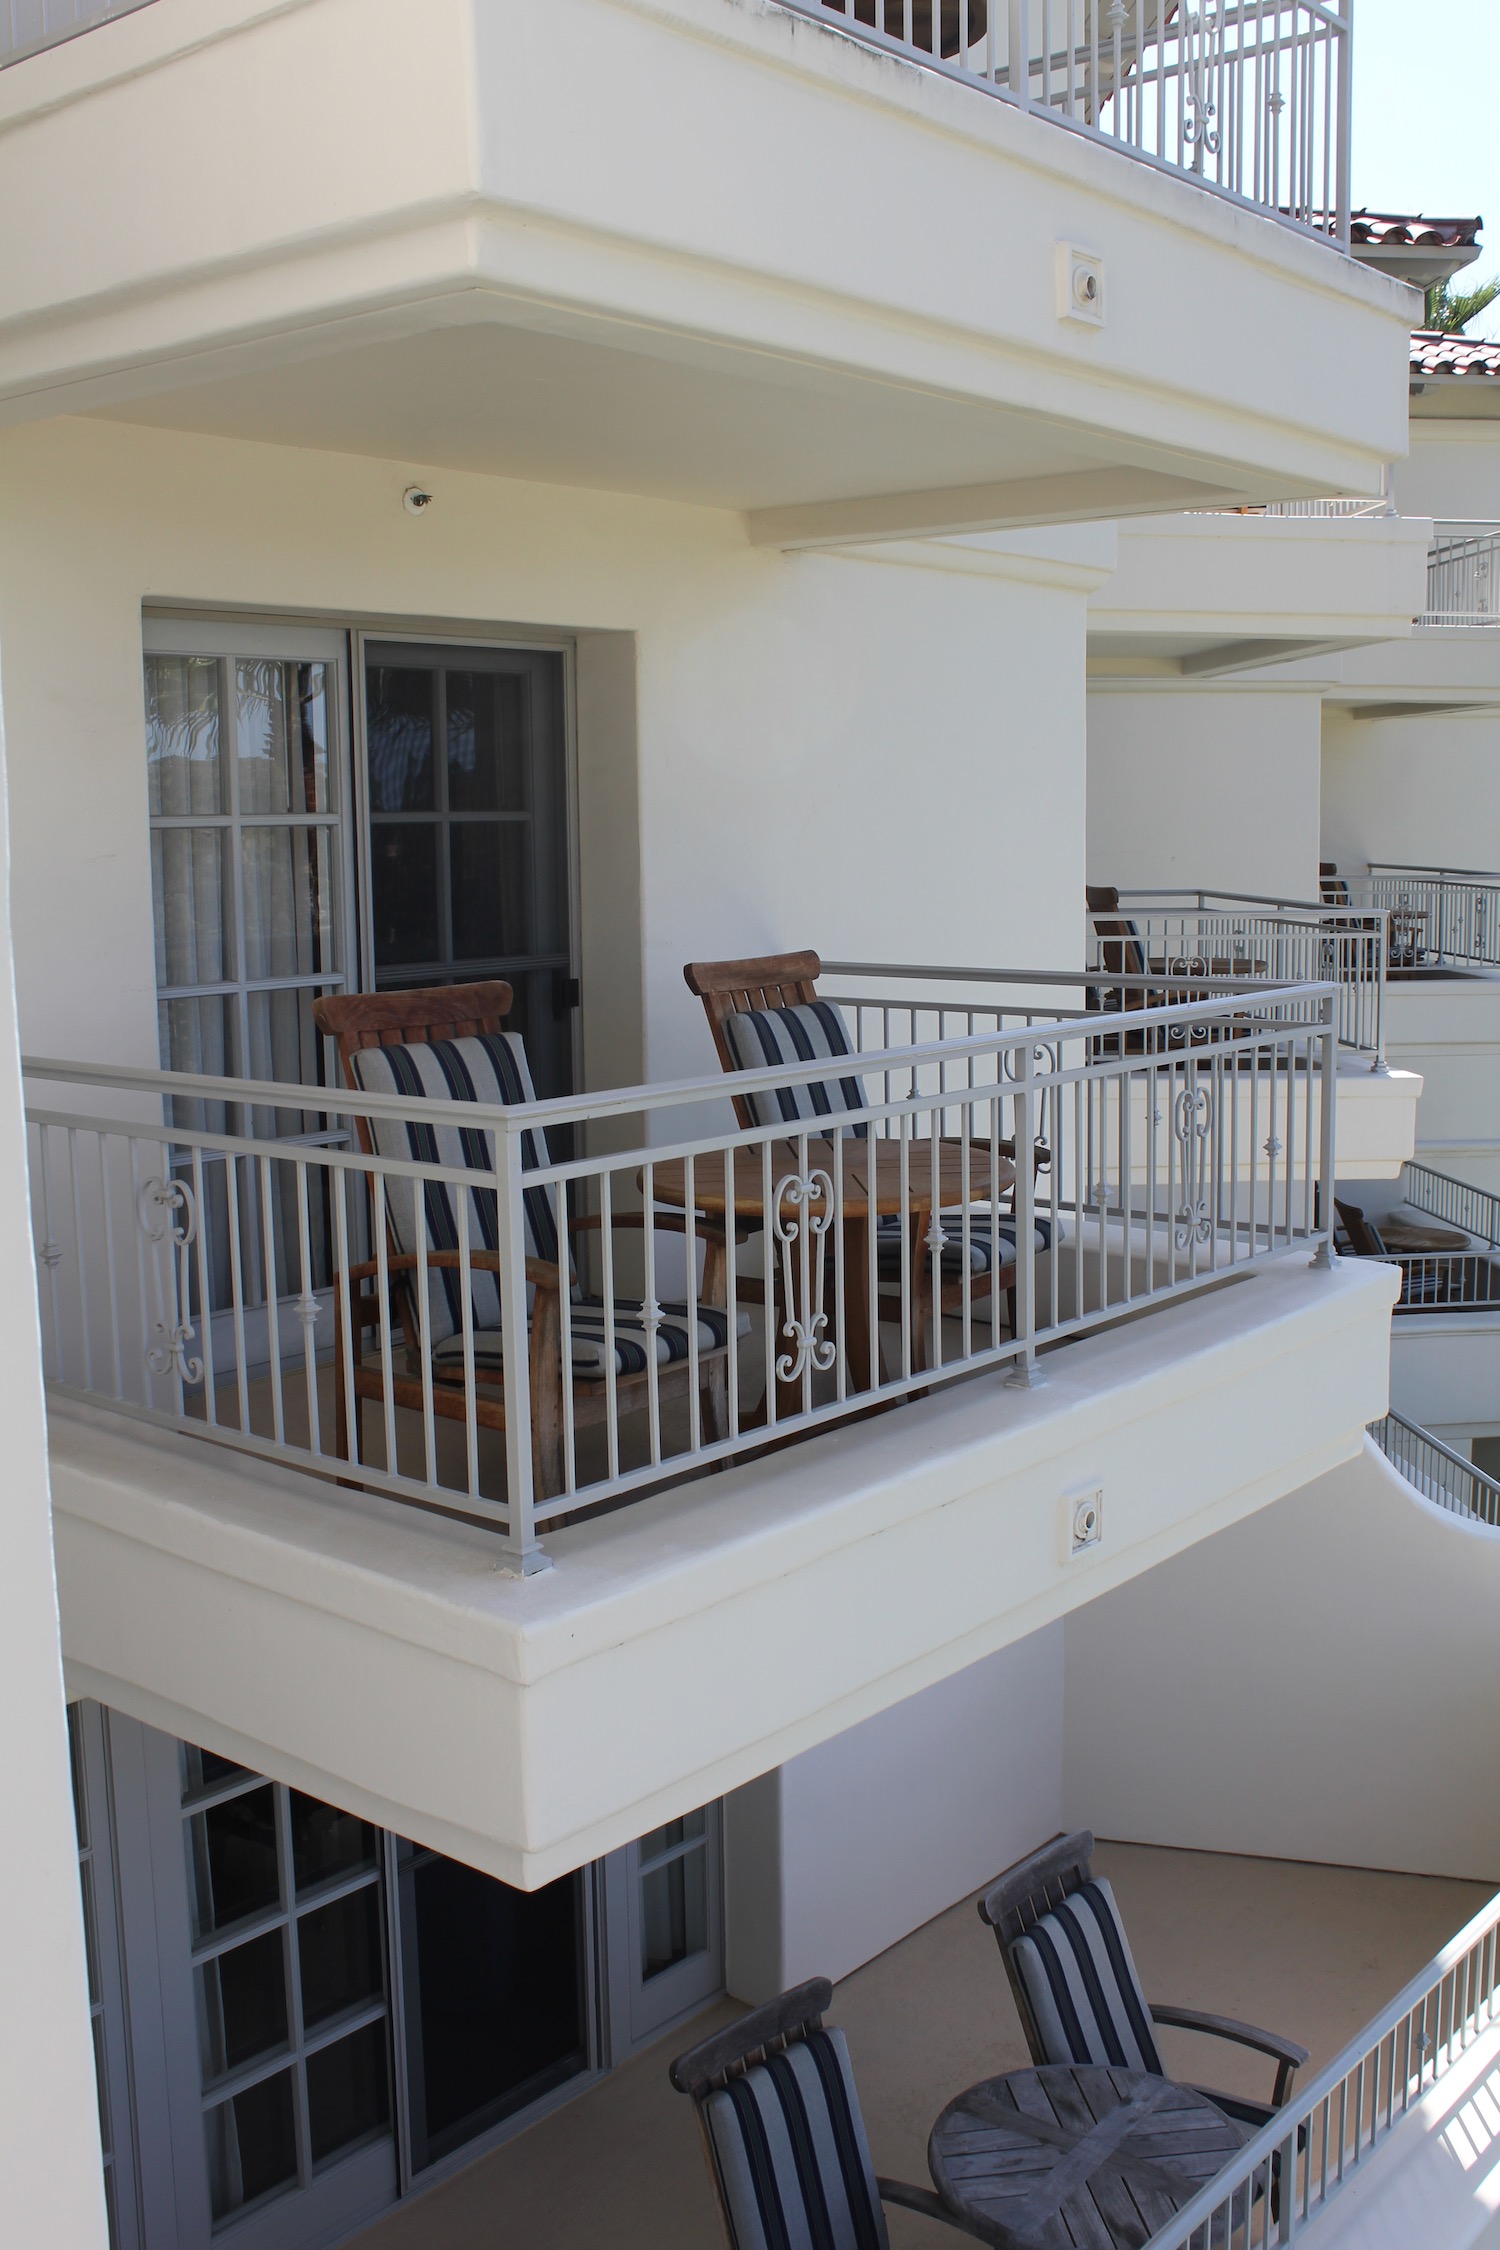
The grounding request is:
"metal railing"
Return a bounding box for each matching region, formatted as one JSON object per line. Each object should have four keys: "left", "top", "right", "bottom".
{"left": 0, "top": 0, "right": 155, "bottom": 66}
{"left": 1091, "top": 891, "right": 1385, "bottom": 1064}
{"left": 1338, "top": 1164, "right": 1500, "bottom": 1315}
{"left": 1420, "top": 522, "right": 1500, "bottom": 627}
{"left": 1145, "top": 1889, "right": 1500, "bottom": 2248}
{"left": 1404, "top": 1160, "right": 1500, "bottom": 1251}
{"left": 1368, "top": 1410, "right": 1500, "bottom": 1529}
{"left": 780, "top": 1, "right": 1352, "bottom": 245}
{"left": 24, "top": 971, "right": 1339, "bottom": 1575}
{"left": 1363, "top": 864, "right": 1500, "bottom": 971}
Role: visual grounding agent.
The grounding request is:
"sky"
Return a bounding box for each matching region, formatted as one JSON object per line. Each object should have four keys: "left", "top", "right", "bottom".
{"left": 1352, "top": 0, "right": 1500, "bottom": 333}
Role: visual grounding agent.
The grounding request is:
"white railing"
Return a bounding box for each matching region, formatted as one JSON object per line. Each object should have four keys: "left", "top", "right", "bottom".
{"left": 24, "top": 971, "right": 1338, "bottom": 1575}
{"left": 1421, "top": 523, "right": 1500, "bottom": 628}
{"left": 1146, "top": 1890, "right": 1500, "bottom": 2248}
{"left": 780, "top": 1, "right": 1352, "bottom": 245}
{"left": 1404, "top": 1160, "right": 1500, "bottom": 1252}
{"left": 1369, "top": 1410, "right": 1500, "bottom": 1529}
{"left": 0, "top": 0, "right": 154, "bottom": 66}
{"left": 1092, "top": 891, "right": 1385, "bottom": 1064}
{"left": 1363, "top": 865, "right": 1500, "bottom": 972}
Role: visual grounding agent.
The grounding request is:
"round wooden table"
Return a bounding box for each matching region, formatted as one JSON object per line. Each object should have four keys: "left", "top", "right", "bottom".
{"left": 649, "top": 1134, "right": 1014, "bottom": 1397}
{"left": 929, "top": 2064, "right": 1252, "bottom": 2250}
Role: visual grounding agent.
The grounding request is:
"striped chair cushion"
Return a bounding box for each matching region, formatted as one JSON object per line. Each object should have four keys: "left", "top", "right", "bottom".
{"left": 874, "top": 1212, "right": 1053, "bottom": 1281}
{"left": 432, "top": 1298, "right": 752, "bottom": 1383}
{"left": 1011, "top": 1879, "right": 1164, "bottom": 2077}
{"left": 701, "top": 2026, "right": 889, "bottom": 2250}
{"left": 723, "top": 1004, "right": 869, "bottom": 1135}
{"left": 348, "top": 1032, "right": 562, "bottom": 1347}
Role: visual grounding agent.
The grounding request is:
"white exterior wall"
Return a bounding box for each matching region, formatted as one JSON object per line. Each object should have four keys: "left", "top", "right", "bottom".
{"left": 724, "top": 1625, "right": 1063, "bottom": 2002}
{"left": 1391, "top": 424, "right": 1500, "bottom": 522}
{"left": 1063, "top": 1440, "right": 1500, "bottom": 1884}
{"left": 0, "top": 674, "right": 110, "bottom": 2240}
{"left": 1322, "top": 705, "right": 1500, "bottom": 888}
{"left": 1088, "top": 685, "right": 1324, "bottom": 899}
{"left": 0, "top": 416, "right": 1095, "bottom": 1082}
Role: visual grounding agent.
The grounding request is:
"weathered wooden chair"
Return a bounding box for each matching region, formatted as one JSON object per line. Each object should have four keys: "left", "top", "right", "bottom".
{"left": 979, "top": 1829, "right": 1308, "bottom": 2131}
{"left": 683, "top": 950, "right": 1048, "bottom": 1342}
{"left": 313, "top": 983, "right": 741, "bottom": 1500}
{"left": 669, "top": 1977, "right": 984, "bottom": 2247}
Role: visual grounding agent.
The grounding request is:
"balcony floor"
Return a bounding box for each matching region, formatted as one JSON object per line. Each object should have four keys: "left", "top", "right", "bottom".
{"left": 349, "top": 1842, "right": 1488, "bottom": 2250}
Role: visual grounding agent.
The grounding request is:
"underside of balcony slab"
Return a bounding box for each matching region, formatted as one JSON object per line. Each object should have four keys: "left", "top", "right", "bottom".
{"left": 53, "top": 1254, "right": 1398, "bottom": 1889}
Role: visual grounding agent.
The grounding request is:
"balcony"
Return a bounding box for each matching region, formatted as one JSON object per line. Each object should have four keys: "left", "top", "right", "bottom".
{"left": 0, "top": 0, "right": 152, "bottom": 66}
{"left": 39, "top": 970, "right": 1400, "bottom": 1884}
{"left": 333, "top": 1846, "right": 1496, "bottom": 2250}
{"left": 0, "top": 0, "right": 1413, "bottom": 535}
{"left": 1421, "top": 523, "right": 1500, "bottom": 628}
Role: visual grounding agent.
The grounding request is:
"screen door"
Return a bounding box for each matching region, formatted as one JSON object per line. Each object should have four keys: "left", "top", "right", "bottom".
{"left": 360, "top": 643, "right": 575, "bottom": 1098}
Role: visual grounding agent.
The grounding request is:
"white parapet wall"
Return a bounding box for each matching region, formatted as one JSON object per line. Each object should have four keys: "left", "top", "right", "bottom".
{"left": 1063, "top": 1437, "right": 1500, "bottom": 1884}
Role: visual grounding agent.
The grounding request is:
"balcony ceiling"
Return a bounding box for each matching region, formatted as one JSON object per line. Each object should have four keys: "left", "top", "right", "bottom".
{"left": 0, "top": 0, "right": 1416, "bottom": 544}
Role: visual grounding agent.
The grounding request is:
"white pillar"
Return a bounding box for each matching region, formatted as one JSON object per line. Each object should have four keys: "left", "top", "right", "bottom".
{"left": 0, "top": 662, "right": 109, "bottom": 2247}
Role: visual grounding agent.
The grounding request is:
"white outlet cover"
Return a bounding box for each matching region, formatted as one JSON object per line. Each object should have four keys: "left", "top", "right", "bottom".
{"left": 1063, "top": 1483, "right": 1104, "bottom": 1558}
{"left": 1057, "top": 243, "right": 1105, "bottom": 327}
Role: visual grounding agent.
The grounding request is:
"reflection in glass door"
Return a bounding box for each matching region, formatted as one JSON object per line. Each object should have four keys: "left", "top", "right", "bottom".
{"left": 605, "top": 1803, "right": 724, "bottom": 2055}
{"left": 361, "top": 643, "right": 575, "bottom": 1098}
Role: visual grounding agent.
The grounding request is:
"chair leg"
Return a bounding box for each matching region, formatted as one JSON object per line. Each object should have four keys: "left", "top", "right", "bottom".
{"left": 703, "top": 1361, "right": 730, "bottom": 1445}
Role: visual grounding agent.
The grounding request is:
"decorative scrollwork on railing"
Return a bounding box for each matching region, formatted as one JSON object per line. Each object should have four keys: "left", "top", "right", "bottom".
{"left": 138, "top": 1175, "right": 205, "bottom": 1386}
{"left": 1183, "top": 10, "right": 1223, "bottom": 167}
{"left": 1173, "top": 1083, "right": 1214, "bottom": 1251}
{"left": 772, "top": 1168, "right": 836, "bottom": 1385}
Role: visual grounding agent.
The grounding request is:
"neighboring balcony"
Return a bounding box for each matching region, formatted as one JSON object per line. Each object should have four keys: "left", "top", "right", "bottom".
{"left": 1420, "top": 522, "right": 1500, "bottom": 629}
{"left": 0, "top": 0, "right": 1413, "bottom": 537}
{"left": 37, "top": 969, "right": 1399, "bottom": 1886}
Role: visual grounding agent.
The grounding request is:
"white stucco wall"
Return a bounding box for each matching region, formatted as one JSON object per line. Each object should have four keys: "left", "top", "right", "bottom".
{"left": 1062, "top": 1440, "right": 1500, "bottom": 1884}
{"left": 1321, "top": 705, "right": 1500, "bottom": 884}
{"left": 724, "top": 1625, "right": 1063, "bottom": 2001}
{"left": 0, "top": 416, "right": 1095, "bottom": 1092}
{"left": 1087, "top": 685, "right": 1324, "bottom": 900}
{"left": 1391, "top": 424, "right": 1500, "bottom": 523}
{"left": 0, "top": 665, "right": 109, "bottom": 2241}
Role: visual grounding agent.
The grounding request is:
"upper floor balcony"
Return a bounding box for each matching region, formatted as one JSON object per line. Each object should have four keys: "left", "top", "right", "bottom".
{"left": 0, "top": 0, "right": 1413, "bottom": 541}
{"left": 37, "top": 963, "right": 1401, "bottom": 1885}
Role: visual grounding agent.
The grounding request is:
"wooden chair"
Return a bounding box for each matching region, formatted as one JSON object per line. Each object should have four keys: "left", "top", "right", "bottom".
{"left": 979, "top": 1829, "right": 1307, "bottom": 2131}
{"left": 669, "top": 1977, "right": 983, "bottom": 2247}
{"left": 683, "top": 951, "right": 1044, "bottom": 1345}
{"left": 313, "top": 983, "right": 737, "bottom": 1502}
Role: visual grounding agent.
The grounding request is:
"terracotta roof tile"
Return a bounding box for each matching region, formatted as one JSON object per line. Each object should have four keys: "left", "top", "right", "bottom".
{"left": 1410, "top": 330, "right": 1500, "bottom": 380}
{"left": 1352, "top": 211, "right": 1484, "bottom": 249}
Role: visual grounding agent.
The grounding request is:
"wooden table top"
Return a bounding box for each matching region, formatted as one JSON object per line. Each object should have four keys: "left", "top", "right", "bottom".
{"left": 648, "top": 1135, "right": 1014, "bottom": 1222}
{"left": 1376, "top": 1215, "right": 1470, "bottom": 1255}
{"left": 929, "top": 2065, "right": 1251, "bottom": 2250}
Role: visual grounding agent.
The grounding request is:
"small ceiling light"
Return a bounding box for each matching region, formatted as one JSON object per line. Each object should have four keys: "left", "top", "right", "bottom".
{"left": 403, "top": 486, "right": 435, "bottom": 517}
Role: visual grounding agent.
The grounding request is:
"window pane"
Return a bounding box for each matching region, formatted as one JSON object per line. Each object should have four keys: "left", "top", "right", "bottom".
{"left": 639, "top": 1809, "right": 706, "bottom": 1865}
{"left": 367, "top": 667, "right": 435, "bottom": 811}
{"left": 305, "top": 2019, "right": 390, "bottom": 2170}
{"left": 204, "top": 2066, "right": 298, "bottom": 2225}
{"left": 187, "top": 1784, "right": 281, "bottom": 1943}
{"left": 298, "top": 1884, "right": 384, "bottom": 2031}
{"left": 68, "top": 1706, "right": 88, "bottom": 1851}
{"left": 152, "top": 828, "right": 234, "bottom": 991}
{"left": 447, "top": 672, "right": 528, "bottom": 812}
{"left": 291, "top": 1796, "right": 377, "bottom": 1895}
{"left": 91, "top": 2008, "right": 111, "bottom": 2152}
{"left": 640, "top": 1848, "right": 708, "bottom": 1981}
{"left": 235, "top": 660, "right": 293, "bottom": 815}
{"left": 79, "top": 1856, "right": 101, "bottom": 2006}
{"left": 450, "top": 823, "right": 529, "bottom": 962}
{"left": 146, "top": 655, "right": 222, "bottom": 817}
{"left": 182, "top": 1744, "right": 250, "bottom": 1802}
{"left": 371, "top": 825, "right": 440, "bottom": 967}
{"left": 197, "top": 1929, "right": 290, "bottom": 2087}
{"left": 241, "top": 825, "right": 336, "bottom": 981}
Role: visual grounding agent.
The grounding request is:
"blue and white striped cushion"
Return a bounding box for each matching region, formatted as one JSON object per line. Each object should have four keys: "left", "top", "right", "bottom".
{"left": 702, "top": 2027, "right": 889, "bottom": 2250}
{"left": 1012, "top": 1879, "right": 1163, "bottom": 2077}
{"left": 348, "top": 1032, "right": 562, "bottom": 1346}
{"left": 724, "top": 1004, "right": 869, "bottom": 1135}
{"left": 874, "top": 1212, "right": 1053, "bottom": 1280}
{"left": 431, "top": 1298, "right": 752, "bottom": 1382}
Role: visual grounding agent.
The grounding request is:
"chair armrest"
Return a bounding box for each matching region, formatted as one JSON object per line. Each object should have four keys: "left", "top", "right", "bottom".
{"left": 339, "top": 1250, "right": 563, "bottom": 1292}
{"left": 1150, "top": 2003, "right": 1309, "bottom": 2106}
{"left": 568, "top": 1212, "right": 733, "bottom": 1242}
{"left": 876, "top": 2179, "right": 987, "bottom": 2237}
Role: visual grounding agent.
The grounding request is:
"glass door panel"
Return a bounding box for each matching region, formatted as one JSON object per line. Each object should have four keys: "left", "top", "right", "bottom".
{"left": 361, "top": 643, "right": 574, "bottom": 1099}
{"left": 391, "top": 1842, "right": 590, "bottom": 2176}
{"left": 605, "top": 1801, "right": 724, "bottom": 2056}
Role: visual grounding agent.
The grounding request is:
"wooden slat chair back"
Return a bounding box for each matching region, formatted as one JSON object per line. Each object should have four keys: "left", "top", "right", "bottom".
{"left": 669, "top": 1977, "right": 981, "bottom": 2248}
{"left": 979, "top": 1829, "right": 1308, "bottom": 2129}
{"left": 313, "top": 983, "right": 736, "bottom": 1500}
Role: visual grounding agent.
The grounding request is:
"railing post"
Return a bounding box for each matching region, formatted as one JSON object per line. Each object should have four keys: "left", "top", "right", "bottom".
{"left": 1005, "top": 1043, "right": 1043, "bottom": 1386}
{"left": 1370, "top": 909, "right": 1388, "bottom": 1074}
{"left": 496, "top": 1113, "right": 549, "bottom": 1576}
{"left": 1313, "top": 991, "right": 1339, "bottom": 1270}
{"left": 1007, "top": 0, "right": 1030, "bottom": 105}
{"left": 1335, "top": 2, "right": 1353, "bottom": 252}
